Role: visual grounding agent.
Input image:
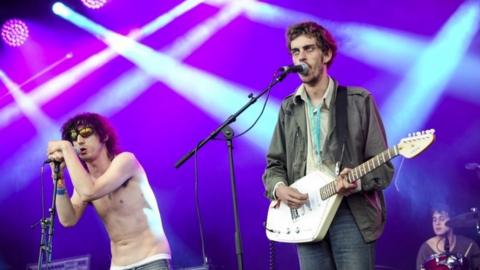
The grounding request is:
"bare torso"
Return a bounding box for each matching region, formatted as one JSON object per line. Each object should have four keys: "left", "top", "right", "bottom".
{"left": 91, "top": 170, "right": 170, "bottom": 266}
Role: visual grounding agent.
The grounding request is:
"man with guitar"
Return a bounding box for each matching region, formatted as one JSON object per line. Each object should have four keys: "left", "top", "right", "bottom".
{"left": 263, "top": 21, "right": 394, "bottom": 269}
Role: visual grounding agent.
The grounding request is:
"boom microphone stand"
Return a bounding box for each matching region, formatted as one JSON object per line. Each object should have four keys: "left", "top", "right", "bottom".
{"left": 37, "top": 161, "right": 61, "bottom": 269}
{"left": 175, "top": 67, "right": 294, "bottom": 270}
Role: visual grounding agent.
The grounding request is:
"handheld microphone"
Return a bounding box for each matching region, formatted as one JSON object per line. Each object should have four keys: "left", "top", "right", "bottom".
{"left": 44, "top": 147, "right": 81, "bottom": 164}
{"left": 279, "top": 63, "right": 309, "bottom": 76}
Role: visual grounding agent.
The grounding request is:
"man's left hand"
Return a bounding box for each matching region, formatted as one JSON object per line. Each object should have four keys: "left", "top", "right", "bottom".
{"left": 335, "top": 168, "right": 358, "bottom": 196}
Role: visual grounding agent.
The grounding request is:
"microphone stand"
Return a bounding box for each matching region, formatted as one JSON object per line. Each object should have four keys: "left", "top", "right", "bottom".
{"left": 37, "top": 162, "right": 61, "bottom": 269}
{"left": 175, "top": 69, "right": 290, "bottom": 270}
{"left": 470, "top": 207, "right": 480, "bottom": 236}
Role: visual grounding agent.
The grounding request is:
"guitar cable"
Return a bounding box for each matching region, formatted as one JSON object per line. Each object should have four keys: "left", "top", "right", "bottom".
{"left": 393, "top": 157, "right": 405, "bottom": 192}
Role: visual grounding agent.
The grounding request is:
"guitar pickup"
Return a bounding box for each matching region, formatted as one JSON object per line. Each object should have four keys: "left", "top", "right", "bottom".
{"left": 290, "top": 208, "right": 299, "bottom": 221}
{"left": 308, "top": 190, "right": 321, "bottom": 208}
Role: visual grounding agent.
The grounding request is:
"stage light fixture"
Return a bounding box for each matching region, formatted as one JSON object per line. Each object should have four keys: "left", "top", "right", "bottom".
{"left": 1, "top": 19, "right": 29, "bottom": 47}
{"left": 81, "top": 0, "right": 108, "bottom": 9}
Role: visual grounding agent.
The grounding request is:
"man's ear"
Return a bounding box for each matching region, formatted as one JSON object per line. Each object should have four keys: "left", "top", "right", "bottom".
{"left": 323, "top": 49, "right": 333, "bottom": 64}
{"left": 103, "top": 135, "right": 109, "bottom": 143}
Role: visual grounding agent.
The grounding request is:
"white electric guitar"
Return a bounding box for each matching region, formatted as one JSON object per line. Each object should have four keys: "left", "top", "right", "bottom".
{"left": 265, "top": 129, "right": 435, "bottom": 243}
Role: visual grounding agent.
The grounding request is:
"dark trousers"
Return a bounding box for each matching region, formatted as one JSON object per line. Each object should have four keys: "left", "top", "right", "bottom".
{"left": 297, "top": 201, "right": 375, "bottom": 270}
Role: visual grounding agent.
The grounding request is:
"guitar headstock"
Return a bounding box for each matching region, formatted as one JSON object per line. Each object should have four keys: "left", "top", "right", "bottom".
{"left": 398, "top": 129, "right": 435, "bottom": 158}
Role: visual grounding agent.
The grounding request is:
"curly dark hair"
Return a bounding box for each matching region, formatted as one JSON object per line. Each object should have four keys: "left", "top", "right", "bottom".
{"left": 61, "top": 112, "right": 120, "bottom": 160}
{"left": 286, "top": 21, "right": 337, "bottom": 68}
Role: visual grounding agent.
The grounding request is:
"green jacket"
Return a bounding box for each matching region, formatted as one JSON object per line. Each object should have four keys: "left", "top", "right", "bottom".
{"left": 262, "top": 81, "right": 394, "bottom": 242}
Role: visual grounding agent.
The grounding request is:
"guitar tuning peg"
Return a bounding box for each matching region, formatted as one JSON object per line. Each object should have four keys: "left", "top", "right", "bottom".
{"left": 416, "top": 131, "right": 421, "bottom": 136}
{"left": 408, "top": 133, "right": 412, "bottom": 137}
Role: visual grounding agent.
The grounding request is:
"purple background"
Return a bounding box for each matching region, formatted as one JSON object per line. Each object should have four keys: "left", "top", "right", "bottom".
{"left": 1, "top": 0, "right": 479, "bottom": 269}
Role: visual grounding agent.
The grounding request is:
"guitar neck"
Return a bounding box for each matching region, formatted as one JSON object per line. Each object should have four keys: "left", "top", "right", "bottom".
{"left": 346, "top": 146, "right": 398, "bottom": 183}
{"left": 319, "top": 145, "right": 399, "bottom": 200}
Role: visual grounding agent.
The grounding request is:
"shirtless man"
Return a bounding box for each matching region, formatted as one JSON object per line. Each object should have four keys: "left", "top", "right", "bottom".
{"left": 47, "top": 112, "right": 171, "bottom": 270}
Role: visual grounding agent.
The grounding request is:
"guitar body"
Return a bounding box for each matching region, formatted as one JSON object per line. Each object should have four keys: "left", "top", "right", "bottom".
{"left": 266, "top": 170, "right": 343, "bottom": 243}
{"left": 265, "top": 129, "right": 435, "bottom": 243}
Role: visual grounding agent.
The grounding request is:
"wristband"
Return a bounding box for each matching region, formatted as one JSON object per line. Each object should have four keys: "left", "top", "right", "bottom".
{"left": 56, "top": 188, "right": 66, "bottom": 195}
{"left": 57, "top": 178, "right": 65, "bottom": 189}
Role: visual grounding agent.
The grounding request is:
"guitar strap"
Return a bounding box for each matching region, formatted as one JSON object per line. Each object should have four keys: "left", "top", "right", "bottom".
{"left": 334, "top": 85, "right": 348, "bottom": 175}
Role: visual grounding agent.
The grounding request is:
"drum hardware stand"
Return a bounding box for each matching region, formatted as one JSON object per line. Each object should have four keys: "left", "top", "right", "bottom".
{"left": 470, "top": 207, "right": 480, "bottom": 235}
{"left": 175, "top": 67, "right": 294, "bottom": 270}
{"left": 36, "top": 161, "right": 61, "bottom": 270}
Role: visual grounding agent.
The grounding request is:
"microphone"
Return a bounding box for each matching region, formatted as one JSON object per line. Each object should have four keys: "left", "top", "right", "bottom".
{"left": 465, "top": 162, "right": 480, "bottom": 170}
{"left": 44, "top": 147, "right": 81, "bottom": 164}
{"left": 44, "top": 158, "right": 61, "bottom": 164}
{"left": 279, "top": 63, "right": 309, "bottom": 75}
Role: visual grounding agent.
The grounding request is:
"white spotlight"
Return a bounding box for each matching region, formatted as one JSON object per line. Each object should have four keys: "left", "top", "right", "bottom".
{"left": 52, "top": 2, "right": 71, "bottom": 17}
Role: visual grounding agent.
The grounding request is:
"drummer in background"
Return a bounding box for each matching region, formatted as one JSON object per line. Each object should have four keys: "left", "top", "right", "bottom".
{"left": 416, "top": 204, "right": 480, "bottom": 270}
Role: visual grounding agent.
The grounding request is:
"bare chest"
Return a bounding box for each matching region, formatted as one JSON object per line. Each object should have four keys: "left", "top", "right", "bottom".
{"left": 92, "top": 178, "right": 145, "bottom": 218}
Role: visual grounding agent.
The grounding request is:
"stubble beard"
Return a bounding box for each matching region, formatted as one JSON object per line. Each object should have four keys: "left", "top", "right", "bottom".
{"left": 302, "top": 61, "right": 326, "bottom": 87}
{"left": 303, "top": 75, "right": 320, "bottom": 86}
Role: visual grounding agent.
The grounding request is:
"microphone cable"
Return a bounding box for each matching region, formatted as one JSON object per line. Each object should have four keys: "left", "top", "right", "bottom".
{"left": 233, "top": 72, "right": 278, "bottom": 139}
{"left": 193, "top": 144, "right": 210, "bottom": 268}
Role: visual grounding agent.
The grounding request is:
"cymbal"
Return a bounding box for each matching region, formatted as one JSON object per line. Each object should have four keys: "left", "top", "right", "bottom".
{"left": 446, "top": 210, "right": 480, "bottom": 228}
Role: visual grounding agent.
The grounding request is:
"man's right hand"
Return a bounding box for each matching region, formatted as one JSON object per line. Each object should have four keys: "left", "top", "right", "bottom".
{"left": 275, "top": 184, "right": 308, "bottom": 209}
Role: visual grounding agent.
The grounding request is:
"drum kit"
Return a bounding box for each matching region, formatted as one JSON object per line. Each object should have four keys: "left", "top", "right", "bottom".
{"left": 423, "top": 253, "right": 467, "bottom": 270}
{"left": 422, "top": 208, "right": 479, "bottom": 270}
